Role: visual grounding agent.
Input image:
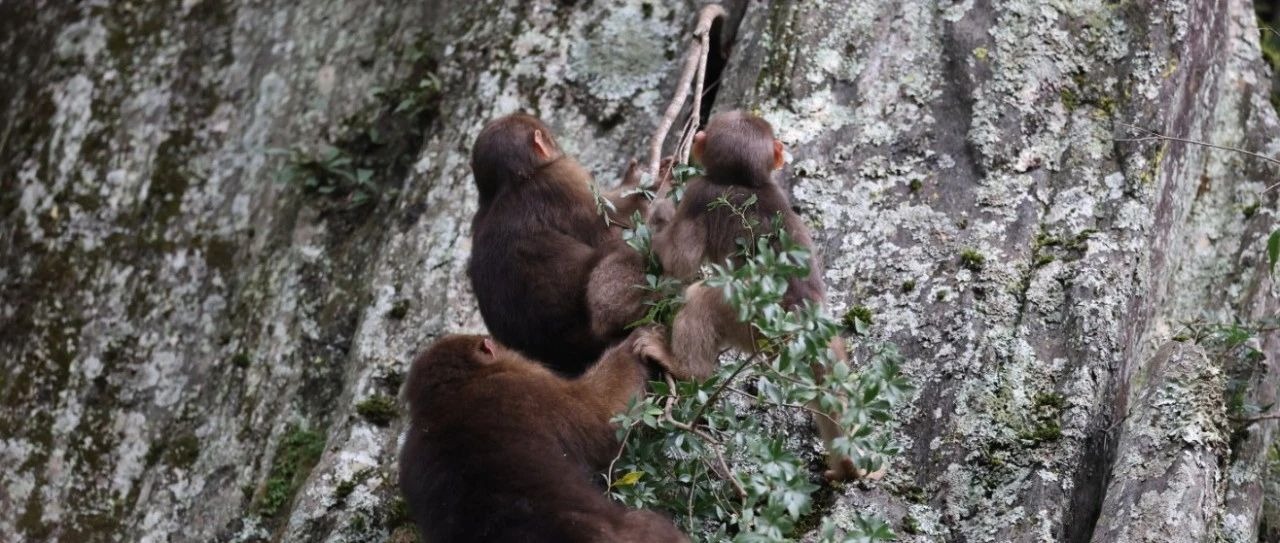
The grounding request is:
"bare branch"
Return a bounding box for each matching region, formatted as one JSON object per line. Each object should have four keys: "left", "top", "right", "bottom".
{"left": 646, "top": 4, "right": 726, "bottom": 187}
{"left": 673, "top": 18, "right": 715, "bottom": 167}
{"left": 1112, "top": 123, "right": 1280, "bottom": 189}
{"left": 1231, "top": 413, "right": 1280, "bottom": 424}
{"left": 725, "top": 385, "right": 834, "bottom": 423}
{"left": 604, "top": 419, "right": 639, "bottom": 492}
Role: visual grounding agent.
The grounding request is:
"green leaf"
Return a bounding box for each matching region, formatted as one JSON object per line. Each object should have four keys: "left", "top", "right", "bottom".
{"left": 1268, "top": 229, "right": 1280, "bottom": 277}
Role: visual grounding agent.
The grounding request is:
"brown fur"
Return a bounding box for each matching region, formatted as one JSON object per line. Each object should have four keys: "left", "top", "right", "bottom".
{"left": 399, "top": 330, "right": 688, "bottom": 543}
{"left": 650, "top": 110, "right": 862, "bottom": 480}
{"left": 468, "top": 113, "right": 650, "bottom": 375}
{"left": 652, "top": 111, "right": 825, "bottom": 377}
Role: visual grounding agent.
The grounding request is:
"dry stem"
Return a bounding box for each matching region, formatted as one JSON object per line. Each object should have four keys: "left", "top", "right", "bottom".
{"left": 1113, "top": 123, "right": 1280, "bottom": 190}
{"left": 646, "top": 4, "right": 727, "bottom": 191}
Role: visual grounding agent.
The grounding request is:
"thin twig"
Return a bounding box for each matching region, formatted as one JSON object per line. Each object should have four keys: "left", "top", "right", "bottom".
{"left": 604, "top": 420, "right": 639, "bottom": 491}
{"left": 686, "top": 463, "right": 700, "bottom": 529}
{"left": 725, "top": 385, "right": 835, "bottom": 423}
{"left": 667, "top": 418, "right": 747, "bottom": 500}
{"left": 646, "top": 4, "right": 727, "bottom": 183}
{"left": 1113, "top": 122, "right": 1280, "bottom": 188}
{"left": 660, "top": 372, "right": 748, "bottom": 500}
{"left": 687, "top": 351, "right": 760, "bottom": 427}
{"left": 1231, "top": 413, "right": 1280, "bottom": 424}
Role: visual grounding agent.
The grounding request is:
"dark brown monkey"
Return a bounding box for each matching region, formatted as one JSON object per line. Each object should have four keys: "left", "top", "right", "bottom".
{"left": 468, "top": 113, "right": 652, "bottom": 375}
{"left": 648, "top": 110, "right": 863, "bottom": 480}
{"left": 398, "top": 330, "right": 689, "bottom": 543}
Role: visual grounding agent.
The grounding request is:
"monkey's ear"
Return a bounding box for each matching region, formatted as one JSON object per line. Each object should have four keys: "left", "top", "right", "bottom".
{"left": 532, "top": 129, "right": 554, "bottom": 159}
{"left": 691, "top": 131, "right": 707, "bottom": 162}
{"left": 478, "top": 338, "right": 500, "bottom": 362}
{"left": 772, "top": 139, "right": 786, "bottom": 170}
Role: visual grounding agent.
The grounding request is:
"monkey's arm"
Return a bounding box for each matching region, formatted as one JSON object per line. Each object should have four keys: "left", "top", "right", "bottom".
{"left": 605, "top": 157, "right": 678, "bottom": 228}
{"left": 602, "top": 159, "right": 649, "bottom": 227}
{"left": 585, "top": 245, "right": 649, "bottom": 341}
{"left": 572, "top": 328, "right": 660, "bottom": 416}
{"left": 651, "top": 215, "right": 706, "bottom": 282}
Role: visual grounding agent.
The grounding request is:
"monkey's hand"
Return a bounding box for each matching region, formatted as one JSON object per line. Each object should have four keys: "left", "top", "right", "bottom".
{"left": 823, "top": 454, "right": 888, "bottom": 483}
{"left": 629, "top": 325, "right": 676, "bottom": 373}
{"left": 620, "top": 158, "right": 641, "bottom": 189}
{"left": 653, "top": 156, "right": 676, "bottom": 197}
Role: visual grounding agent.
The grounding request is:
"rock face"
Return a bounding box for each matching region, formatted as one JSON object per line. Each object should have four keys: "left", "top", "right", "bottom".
{"left": 1, "top": 1, "right": 1277, "bottom": 541}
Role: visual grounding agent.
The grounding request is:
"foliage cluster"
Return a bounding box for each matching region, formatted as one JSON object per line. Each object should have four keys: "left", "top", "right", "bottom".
{"left": 608, "top": 165, "right": 913, "bottom": 542}
{"left": 275, "top": 42, "right": 442, "bottom": 212}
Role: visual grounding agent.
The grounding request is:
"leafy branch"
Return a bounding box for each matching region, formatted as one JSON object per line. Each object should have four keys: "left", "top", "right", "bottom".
{"left": 609, "top": 190, "right": 913, "bottom": 541}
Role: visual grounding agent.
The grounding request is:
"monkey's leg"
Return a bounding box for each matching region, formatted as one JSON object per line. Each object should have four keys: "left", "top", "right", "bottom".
{"left": 666, "top": 283, "right": 751, "bottom": 380}
{"left": 808, "top": 335, "right": 887, "bottom": 482}
{"left": 586, "top": 247, "right": 650, "bottom": 341}
{"left": 810, "top": 334, "right": 854, "bottom": 481}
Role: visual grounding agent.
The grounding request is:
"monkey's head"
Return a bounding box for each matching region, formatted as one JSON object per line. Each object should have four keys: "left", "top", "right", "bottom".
{"left": 404, "top": 334, "right": 509, "bottom": 418}
{"left": 471, "top": 113, "right": 563, "bottom": 204}
{"left": 692, "top": 111, "right": 785, "bottom": 186}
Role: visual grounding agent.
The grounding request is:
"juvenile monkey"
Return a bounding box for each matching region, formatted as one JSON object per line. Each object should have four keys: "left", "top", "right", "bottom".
{"left": 649, "top": 110, "right": 861, "bottom": 481}
{"left": 398, "top": 329, "right": 688, "bottom": 543}
{"left": 468, "top": 113, "right": 652, "bottom": 375}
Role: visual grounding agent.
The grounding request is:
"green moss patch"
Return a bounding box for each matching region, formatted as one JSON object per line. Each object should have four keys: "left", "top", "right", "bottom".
{"left": 386, "top": 299, "right": 410, "bottom": 320}
{"left": 255, "top": 426, "right": 327, "bottom": 517}
{"left": 356, "top": 395, "right": 398, "bottom": 427}
{"left": 959, "top": 249, "right": 986, "bottom": 272}
{"left": 841, "top": 306, "right": 874, "bottom": 335}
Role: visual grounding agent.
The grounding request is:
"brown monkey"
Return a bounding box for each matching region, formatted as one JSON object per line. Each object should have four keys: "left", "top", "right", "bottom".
{"left": 648, "top": 110, "right": 863, "bottom": 481}
{"left": 467, "top": 113, "right": 652, "bottom": 375}
{"left": 651, "top": 111, "right": 824, "bottom": 376}
{"left": 398, "top": 329, "right": 689, "bottom": 543}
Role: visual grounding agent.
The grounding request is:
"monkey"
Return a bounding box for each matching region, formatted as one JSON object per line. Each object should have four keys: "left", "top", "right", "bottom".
{"left": 650, "top": 111, "right": 824, "bottom": 376}
{"left": 646, "top": 110, "right": 865, "bottom": 481}
{"left": 398, "top": 328, "right": 689, "bottom": 543}
{"left": 467, "top": 113, "right": 654, "bottom": 376}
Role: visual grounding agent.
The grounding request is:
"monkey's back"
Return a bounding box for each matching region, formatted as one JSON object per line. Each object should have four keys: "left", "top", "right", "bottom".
{"left": 400, "top": 365, "right": 684, "bottom": 543}
{"left": 679, "top": 176, "right": 825, "bottom": 307}
{"left": 467, "top": 163, "right": 619, "bottom": 375}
